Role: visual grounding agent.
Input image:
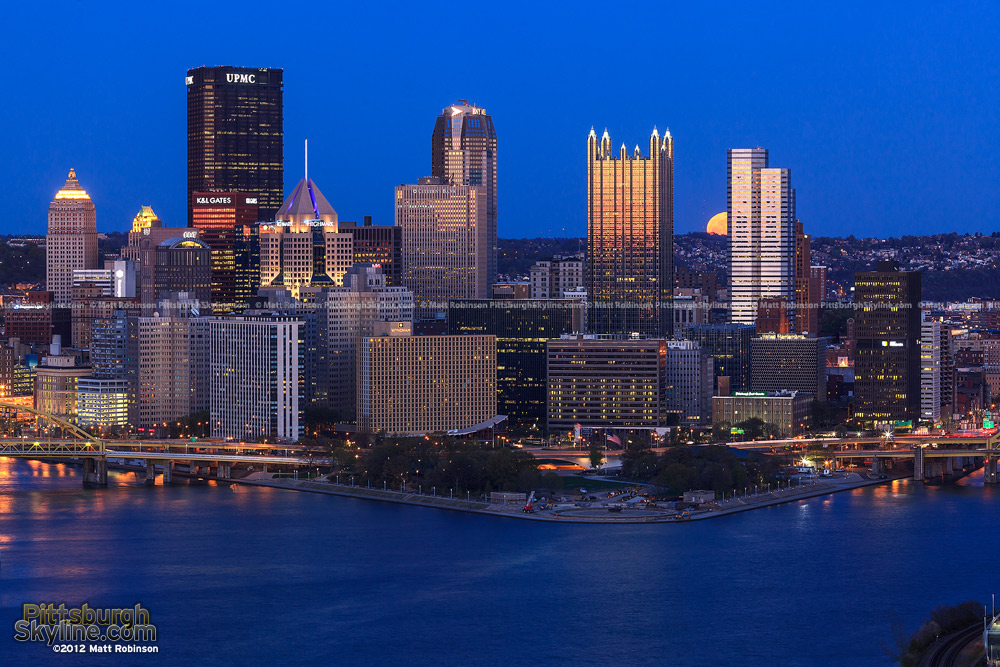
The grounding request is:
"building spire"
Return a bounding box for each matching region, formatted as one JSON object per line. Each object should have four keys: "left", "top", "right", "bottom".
{"left": 304, "top": 139, "right": 309, "bottom": 182}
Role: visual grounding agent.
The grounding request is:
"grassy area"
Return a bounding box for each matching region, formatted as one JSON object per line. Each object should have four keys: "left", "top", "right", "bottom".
{"left": 557, "top": 475, "right": 635, "bottom": 491}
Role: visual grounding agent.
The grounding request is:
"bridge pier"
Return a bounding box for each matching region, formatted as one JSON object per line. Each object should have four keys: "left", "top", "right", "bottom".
{"left": 145, "top": 460, "right": 156, "bottom": 484}
{"left": 82, "top": 457, "right": 108, "bottom": 486}
{"left": 913, "top": 447, "right": 925, "bottom": 481}
{"left": 871, "top": 457, "right": 883, "bottom": 475}
{"left": 162, "top": 460, "right": 173, "bottom": 484}
{"left": 218, "top": 462, "right": 231, "bottom": 479}
{"left": 986, "top": 458, "right": 998, "bottom": 484}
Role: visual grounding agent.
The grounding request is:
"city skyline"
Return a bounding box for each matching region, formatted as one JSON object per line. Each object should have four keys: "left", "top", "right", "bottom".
{"left": 4, "top": 4, "right": 999, "bottom": 240}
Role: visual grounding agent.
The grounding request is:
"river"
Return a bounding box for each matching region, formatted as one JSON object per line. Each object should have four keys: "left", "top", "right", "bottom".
{"left": 1, "top": 458, "right": 996, "bottom": 665}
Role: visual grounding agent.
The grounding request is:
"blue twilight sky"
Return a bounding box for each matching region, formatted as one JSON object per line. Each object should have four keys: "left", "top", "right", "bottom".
{"left": 1, "top": 2, "right": 998, "bottom": 239}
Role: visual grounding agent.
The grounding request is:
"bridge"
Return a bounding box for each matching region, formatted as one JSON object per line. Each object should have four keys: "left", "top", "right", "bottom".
{"left": 0, "top": 403, "right": 327, "bottom": 485}
{"left": 729, "top": 429, "right": 1000, "bottom": 483}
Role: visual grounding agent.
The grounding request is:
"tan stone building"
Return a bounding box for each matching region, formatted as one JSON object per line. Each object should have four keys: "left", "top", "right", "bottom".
{"left": 46, "top": 170, "right": 98, "bottom": 305}
{"left": 358, "top": 334, "right": 496, "bottom": 435}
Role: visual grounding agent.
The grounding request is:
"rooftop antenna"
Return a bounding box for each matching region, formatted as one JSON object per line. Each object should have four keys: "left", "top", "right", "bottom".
{"left": 304, "top": 139, "right": 309, "bottom": 182}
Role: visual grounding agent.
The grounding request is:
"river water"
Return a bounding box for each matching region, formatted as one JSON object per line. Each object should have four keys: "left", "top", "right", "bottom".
{"left": 0, "top": 458, "right": 997, "bottom": 665}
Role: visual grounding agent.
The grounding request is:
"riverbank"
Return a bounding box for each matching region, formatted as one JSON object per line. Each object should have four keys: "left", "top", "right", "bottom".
{"left": 234, "top": 472, "right": 908, "bottom": 523}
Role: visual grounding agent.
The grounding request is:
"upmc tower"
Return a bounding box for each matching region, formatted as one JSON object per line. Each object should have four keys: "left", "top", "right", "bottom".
{"left": 186, "top": 66, "right": 284, "bottom": 224}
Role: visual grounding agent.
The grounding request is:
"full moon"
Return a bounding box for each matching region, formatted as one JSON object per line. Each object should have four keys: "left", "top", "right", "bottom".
{"left": 706, "top": 212, "right": 727, "bottom": 235}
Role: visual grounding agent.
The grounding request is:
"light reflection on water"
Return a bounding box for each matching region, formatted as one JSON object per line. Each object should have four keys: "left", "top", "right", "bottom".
{"left": 2, "top": 458, "right": 1000, "bottom": 666}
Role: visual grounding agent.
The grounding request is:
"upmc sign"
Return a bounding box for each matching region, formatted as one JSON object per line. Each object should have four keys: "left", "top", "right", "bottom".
{"left": 226, "top": 72, "right": 256, "bottom": 84}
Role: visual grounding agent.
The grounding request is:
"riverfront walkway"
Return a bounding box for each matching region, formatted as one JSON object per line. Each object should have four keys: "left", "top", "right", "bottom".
{"left": 234, "top": 472, "right": 904, "bottom": 524}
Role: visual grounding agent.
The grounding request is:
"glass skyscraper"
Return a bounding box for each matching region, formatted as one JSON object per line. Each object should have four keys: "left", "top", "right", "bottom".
{"left": 586, "top": 128, "right": 673, "bottom": 337}
{"left": 186, "top": 67, "right": 283, "bottom": 224}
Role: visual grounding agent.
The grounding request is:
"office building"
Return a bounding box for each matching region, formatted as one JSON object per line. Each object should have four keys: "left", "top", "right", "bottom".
{"left": 664, "top": 339, "right": 714, "bottom": 427}
{"left": 728, "top": 148, "right": 796, "bottom": 326}
{"left": 675, "top": 267, "right": 719, "bottom": 302}
{"left": 673, "top": 293, "right": 710, "bottom": 330}
{"left": 853, "top": 261, "right": 922, "bottom": 425}
{"left": 811, "top": 265, "right": 828, "bottom": 303}
{"left": 4, "top": 292, "right": 71, "bottom": 347}
{"left": 210, "top": 316, "right": 302, "bottom": 442}
{"left": 76, "top": 378, "right": 131, "bottom": 428}
{"left": 46, "top": 169, "right": 98, "bottom": 305}
{"left": 137, "top": 300, "right": 211, "bottom": 430}
{"left": 138, "top": 238, "right": 212, "bottom": 314}
{"left": 751, "top": 333, "right": 828, "bottom": 399}
{"left": 191, "top": 192, "right": 259, "bottom": 312}
{"left": 530, "top": 256, "right": 585, "bottom": 299}
{"left": 547, "top": 335, "right": 668, "bottom": 432}
{"left": 712, "top": 391, "right": 812, "bottom": 437}
{"left": 0, "top": 338, "right": 35, "bottom": 400}
{"left": 683, "top": 323, "right": 754, "bottom": 393}
{"left": 358, "top": 334, "right": 496, "bottom": 435}
{"left": 492, "top": 283, "right": 531, "bottom": 300}
{"left": 233, "top": 222, "right": 261, "bottom": 309}
{"left": 398, "top": 102, "right": 498, "bottom": 317}
{"left": 431, "top": 100, "right": 497, "bottom": 279}
{"left": 449, "top": 298, "right": 582, "bottom": 434}
{"left": 34, "top": 336, "right": 89, "bottom": 420}
{"left": 90, "top": 308, "right": 140, "bottom": 422}
{"left": 315, "top": 264, "right": 413, "bottom": 421}
{"left": 69, "top": 285, "right": 136, "bottom": 353}
{"left": 586, "top": 128, "right": 673, "bottom": 337}
{"left": 794, "top": 222, "right": 819, "bottom": 335}
{"left": 921, "top": 317, "right": 943, "bottom": 423}
{"left": 260, "top": 175, "right": 353, "bottom": 299}
{"left": 72, "top": 259, "right": 137, "bottom": 299}
{"left": 186, "top": 66, "right": 283, "bottom": 223}
{"left": 340, "top": 218, "right": 402, "bottom": 286}
{"left": 396, "top": 177, "right": 490, "bottom": 315}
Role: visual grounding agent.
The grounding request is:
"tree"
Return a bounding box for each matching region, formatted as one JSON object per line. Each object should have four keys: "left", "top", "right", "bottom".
{"left": 588, "top": 442, "right": 604, "bottom": 471}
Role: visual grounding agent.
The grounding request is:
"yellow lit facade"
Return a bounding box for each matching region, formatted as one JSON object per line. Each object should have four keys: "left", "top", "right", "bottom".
{"left": 47, "top": 169, "right": 98, "bottom": 305}
{"left": 358, "top": 334, "right": 496, "bottom": 435}
{"left": 586, "top": 128, "right": 673, "bottom": 337}
{"left": 131, "top": 205, "right": 160, "bottom": 233}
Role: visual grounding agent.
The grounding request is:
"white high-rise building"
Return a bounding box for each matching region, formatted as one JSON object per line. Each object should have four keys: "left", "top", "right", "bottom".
{"left": 210, "top": 316, "right": 302, "bottom": 442}
{"left": 47, "top": 169, "right": 98, "bottom": 305}
{"left": 921, "top": 316, "right": 943, "bottom": 423}
{"left": 728, "top": 149, "right": 796, "bottom": 325}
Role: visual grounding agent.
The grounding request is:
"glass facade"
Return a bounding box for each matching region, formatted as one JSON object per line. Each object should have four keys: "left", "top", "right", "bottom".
{"left": 586, "top": 128, "right": 673, "bottom": 337}
{"left": 186, "top": 67, "right": 283, "bottom": 224}
{"left": 853, "top": 261, "right": 921, "bottom": 425}
{"left": 448, "top": 299, "right": 581, "bottom": 434}
{"left": 191, "top": 193, "right": 259, "bottom": 312}
{"left": 684, "top": 323, "right": 755, "bottom": 393}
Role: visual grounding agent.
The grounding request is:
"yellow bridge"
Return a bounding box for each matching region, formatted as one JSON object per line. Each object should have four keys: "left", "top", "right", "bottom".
{"left": 0, "top": 403, "right": 328, "bottom": 485}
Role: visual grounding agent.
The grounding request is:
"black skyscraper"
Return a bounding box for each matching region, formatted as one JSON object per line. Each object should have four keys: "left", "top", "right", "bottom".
{"left": 853, "top": 260, "right": 922, "bottom": 426}
{"left": 186, "top": 66, "right": 283, "bottom": 224}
